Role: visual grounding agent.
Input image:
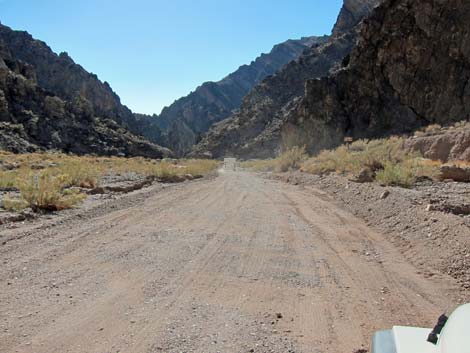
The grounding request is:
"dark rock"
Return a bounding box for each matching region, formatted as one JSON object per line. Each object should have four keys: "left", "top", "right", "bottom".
{"left": 352, "top": 168, "right": 374, "bottom": 183}
{"left": 332, "top": 0, "right": 381, "bottom": 36}
{"left": 138, "top": 36, "right": 329, "bottom": 156}
{"left": 88, "top": 177, "right": 156, "bottom": 194}
{"left": 0, "top": 24, "right": 172, "bottom": 158}
{"left": 380, "top": 190, "right": 390, "bottom": 199}
{"left": 192, "top": 0, "right": 381, "bottom": 159}
{"left": 439, "top": 166, "right": 470, "bottom": 183}
{"left": 281, "top": 0, "right": 470, "bottom": 156}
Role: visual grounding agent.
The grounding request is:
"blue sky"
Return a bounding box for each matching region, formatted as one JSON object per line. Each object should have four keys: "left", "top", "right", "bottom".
{"left": 1, "top": 0, "right": 343, "bottom": 114}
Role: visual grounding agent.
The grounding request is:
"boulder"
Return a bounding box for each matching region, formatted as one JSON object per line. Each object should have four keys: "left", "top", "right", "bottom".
{"left": 439, "top": 165, "right": 470, "bottom": 183}
{"left": 351, "top": 168, "right": 374, "bottom": 183}
{"left": 405, "top": 129, "right": 470, "bottom": 163}
{"left": 380, "top": 190, "right": 390, "bottom": 199}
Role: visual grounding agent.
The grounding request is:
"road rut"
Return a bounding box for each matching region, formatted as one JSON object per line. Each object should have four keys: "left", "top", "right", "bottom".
{"left": 0, "top": 171, "right": 458, "bottom": 352}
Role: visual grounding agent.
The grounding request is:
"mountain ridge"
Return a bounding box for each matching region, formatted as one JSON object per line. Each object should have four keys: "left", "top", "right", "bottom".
{"left": 0, "top": 23, "right": 171, "bottom": 157}
{"left": 137, "top": 35, "right": 329, "bottom": 156}
{"left": 192, "top": 0, "right": 382, "bottom": 158}
{"left": 281, "top": 0, "right": 470, "bottom": 155}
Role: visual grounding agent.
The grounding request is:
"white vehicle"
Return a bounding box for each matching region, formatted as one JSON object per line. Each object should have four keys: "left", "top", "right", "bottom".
{"left": 223, "top": 158, "right": 238, "bottom": 171}
{"left": 372, "top": 303, "right": 470, "bottom": 353}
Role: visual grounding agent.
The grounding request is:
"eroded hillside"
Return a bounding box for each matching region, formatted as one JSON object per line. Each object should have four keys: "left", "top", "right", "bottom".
{"left": 0, "top": 24, "right": 170, "bottom": 158}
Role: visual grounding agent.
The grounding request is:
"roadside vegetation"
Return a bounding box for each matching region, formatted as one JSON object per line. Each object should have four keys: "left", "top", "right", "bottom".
{"left": 0, "top": 152, "right": 218, "bottom": 212}
{"left": 413, "top": 120, "right": 470, "bottom": 137}
{"left": 302, "top": 137, "right": 442, "bottom": 187}
{"left": 241, "top": 146, "right": 307, "bottom": 172}
{"left": 242, "top": 131, "right": 459, "bottom": 188}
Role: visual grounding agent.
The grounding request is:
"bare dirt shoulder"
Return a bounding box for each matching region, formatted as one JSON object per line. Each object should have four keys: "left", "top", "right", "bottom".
{"left": 269, "top": 171, "right": 470, "bottom": 301}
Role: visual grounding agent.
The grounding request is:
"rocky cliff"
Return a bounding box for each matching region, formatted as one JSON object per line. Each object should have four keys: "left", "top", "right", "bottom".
{"left": 144, "top": 36, "right": 328, "bottom": 156}
{"left": 0, "top": 23, "right": 170, "bottom": 157}
{"left": 282, "top": 0, "right": 470, "bottom": 155}
{"left": 192, "top": 0, "right": 381, "bottom": 158}
{"left": 332, "top": 0, "right": 381, "bottom": 35}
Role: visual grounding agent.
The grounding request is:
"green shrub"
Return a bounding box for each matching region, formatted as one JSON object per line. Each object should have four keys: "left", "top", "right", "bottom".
{"left": 242, "top": 147, "right": 307, "bottom": 172}
{"left": 2, "top": 196, "right": 29, "bottom": 212}
{"left": 302, "top": 136, "right": 439, "bottom": 187}
{"left": 0, "top": 171, "right": 18, "bottom": 190}
{"left": 18, "top": 172, "right": 86, "bottom": 211}
{"left": 57, "top": 160, "right": 100, "bottom": 188}
{"left": 276, "top": 146, "right": 307, "bottom": 172}
{"left": 375, "top": 162, "right": 416, "bottom": 188}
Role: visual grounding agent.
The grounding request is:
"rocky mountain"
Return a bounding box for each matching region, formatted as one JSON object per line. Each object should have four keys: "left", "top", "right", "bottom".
{"left": 192, "top": 0, "right": 382, "bottom": 158}
{"left": 332, "top": 0, "right": 381, "bottom": 35}
{"left": 0, "top": 23, "right": 170, "bottom": 158}
{"left": 140, "top": 35, "right": 328, "bottom": 156}
{"left": 281, "top": 0, "right": 470, "bottom": 155}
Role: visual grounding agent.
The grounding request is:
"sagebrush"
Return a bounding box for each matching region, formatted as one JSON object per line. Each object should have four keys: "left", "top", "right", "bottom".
{"left": 242, "top": 146, "right": 307, "bottom": 172}
{"left": 0, "top": 152, "right": 218, "bottom": 212}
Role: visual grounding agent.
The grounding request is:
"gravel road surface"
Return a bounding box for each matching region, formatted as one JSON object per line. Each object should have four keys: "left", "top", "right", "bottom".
{"left": 0, "top": 171, "right": 459, "bottom": 353}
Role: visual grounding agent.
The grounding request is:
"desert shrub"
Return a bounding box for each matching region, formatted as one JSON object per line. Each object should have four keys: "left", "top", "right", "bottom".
{"left": 0, "top": 152, "right": 219, "bottom": 213}
{"left": 183, "top": 159, "right": 219, "bottom": 177}
{"left": 302, "top": 136, "right": 441, "bottom": 187}
{"left": 452, "top": 120, "right": 470, "bottom": 130}
{"left": 0, "top": 171, "right": 18, "bottom": 190}
{"left": 98, "top": 157, "right": 217, "bottom": 179}
{"left": 348, "top": 139, "right": 368, "bottom": 153}
{"left": 276, "top": 146, "right": 307, "bottom": 172}
{"left": 2, "top": 196, "right": 29, "bottom": 212}
{"left": 302, "top": 137, "right": 413, "bottom": 175}
{"left": 241, "top": 159, "right": 278, "bottom": 172}
{"left": 152, "top": 161, "right": 178, "bottom": 178}
{"left": 242, "top": 147, "right": 307, "bottom": 172}
{"left": 424, "top": 124, "right": 442, "bottom": 136}
{"left": 17, "top": 172, "right": 86, "bottom": 211}
{"left": 57, "top": 160, "right": 100, "bottom": 188}
{"left": 375, "top": 162, "right": 416, "bottom": 188}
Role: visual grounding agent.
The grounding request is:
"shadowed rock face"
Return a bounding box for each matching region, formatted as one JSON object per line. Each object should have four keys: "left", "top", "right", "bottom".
{"left": 191, "top": 0, "right": 382, "bottom": 159}
{"left": 194, "top": 0, "right": 470, "bottom": 159}
{"left": 0, "top": 24, "right": 135, "bottom": 126}
{"left": 0, "top": 24, "right": 171, "bottom": 158}
{"left": 282, "top": 0, "right": 470, "bottom": 155}
{"left": 139, "top": 36, "right": 328, "bottom": 156}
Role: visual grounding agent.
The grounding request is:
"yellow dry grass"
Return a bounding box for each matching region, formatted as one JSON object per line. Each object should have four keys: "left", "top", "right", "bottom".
{"left": 302, "top": 137, "right": 442, "bottom": 187}
{"left": 241, "top": 146, "right": 307, "bottom": 173}
{"left": 0, "top": 152, "right": 218, "bottom": 212}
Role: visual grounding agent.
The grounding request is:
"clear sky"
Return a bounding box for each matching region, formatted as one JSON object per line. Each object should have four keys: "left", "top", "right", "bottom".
{"left": 0, "top": 0, "right": 343, "bottom": 114}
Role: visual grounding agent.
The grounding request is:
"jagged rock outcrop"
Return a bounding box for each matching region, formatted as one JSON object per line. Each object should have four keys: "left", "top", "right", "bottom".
{"left": 282, "top": 0, "right": 470, "bottom": 156}
{"left": 332, "top": 0, "right": 381, "bottom": 35}
{"left": 405, "top": 128, "right": 470, "bottom": 162}
{"left": 0, "top": 24, "right": 149, "bottom": 129}
{"left": 142, "top": 36, "right": 328, "bottom": 156}
{"left": 192, "top": 0, "right": 381, "bottom": 158}
{"left": 0, "top": 23, "right": 171, "bottom": 158}
{"left": 0, "top": 25, "right": 171, "bottom": 158}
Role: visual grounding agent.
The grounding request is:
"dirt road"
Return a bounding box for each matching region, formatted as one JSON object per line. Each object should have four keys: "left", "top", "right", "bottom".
{"left": 0, "top": 171, "right": 459, "bottom": 353}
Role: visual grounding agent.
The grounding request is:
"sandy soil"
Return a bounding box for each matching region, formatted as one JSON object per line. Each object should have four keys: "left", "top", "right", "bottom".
{"left": 271, "top": 172, "right": 470, "bottom": 296}
{"left": 0, "top": 171, "right": 461, "bottom": 353}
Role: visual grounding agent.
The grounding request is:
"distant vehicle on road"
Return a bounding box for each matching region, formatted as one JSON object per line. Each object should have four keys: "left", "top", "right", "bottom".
{"left": 372, "top": 303, "right": 470, "bottom": 353}
{"left": 223, "top": 158, "right": 238, "bottom": 171}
